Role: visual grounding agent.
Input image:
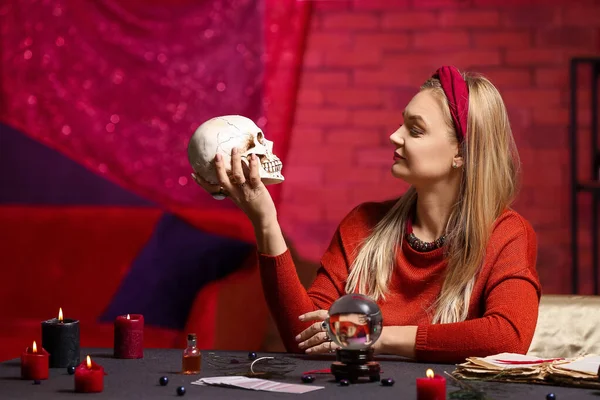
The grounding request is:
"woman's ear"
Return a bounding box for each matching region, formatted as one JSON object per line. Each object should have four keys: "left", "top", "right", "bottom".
{"left": 452, "top": 154, "right": 464, "bottom": 169}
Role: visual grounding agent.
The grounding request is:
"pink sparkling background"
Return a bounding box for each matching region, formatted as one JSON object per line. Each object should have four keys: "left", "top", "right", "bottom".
{"left": 0, "top": 0, "right": 309, "bottom": 214}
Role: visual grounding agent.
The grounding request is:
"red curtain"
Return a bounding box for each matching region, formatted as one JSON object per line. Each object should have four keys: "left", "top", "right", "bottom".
{"left": 0, "top": 0, "right": 311, "bottom": 240}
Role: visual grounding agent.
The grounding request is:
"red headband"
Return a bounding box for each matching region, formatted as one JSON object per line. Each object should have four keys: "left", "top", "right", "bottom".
{"left": 434, "top": 66, "right": 469, "bottom": 143}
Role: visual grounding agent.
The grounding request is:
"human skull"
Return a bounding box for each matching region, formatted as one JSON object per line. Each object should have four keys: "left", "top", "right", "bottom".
{"left": 187, "top": 115, "right": 284, "bottom": 186}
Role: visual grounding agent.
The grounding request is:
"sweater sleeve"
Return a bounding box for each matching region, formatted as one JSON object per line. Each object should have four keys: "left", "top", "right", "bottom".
{"left": 258, "top": 223, "right": 352, "bottom": 353}
{"left": 414, "top": 218, "right": 541, "bottom": 364}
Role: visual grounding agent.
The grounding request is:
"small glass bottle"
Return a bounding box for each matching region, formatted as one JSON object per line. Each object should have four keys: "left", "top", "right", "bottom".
{"left": 182, "top": 333, "right": 201, "bottom": 375}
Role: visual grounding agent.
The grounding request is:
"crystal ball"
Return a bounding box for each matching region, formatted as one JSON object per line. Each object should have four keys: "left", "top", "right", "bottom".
{"left": 324, "top": 294, "right": 383, "bottom": 350}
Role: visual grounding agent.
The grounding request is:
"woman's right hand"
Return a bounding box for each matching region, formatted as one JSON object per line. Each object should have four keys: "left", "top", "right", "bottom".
{"left": 191, "top": 148, "right": 277, "bottom": 229}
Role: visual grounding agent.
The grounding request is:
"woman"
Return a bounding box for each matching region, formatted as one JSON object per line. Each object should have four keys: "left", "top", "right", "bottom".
{"left": 192, "top": 66, "right": 541, "bottom": 364}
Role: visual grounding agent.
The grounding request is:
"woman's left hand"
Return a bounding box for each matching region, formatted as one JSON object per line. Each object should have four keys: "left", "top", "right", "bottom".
{"left": 296, "top": 310, "right": 338, "bottom": 354}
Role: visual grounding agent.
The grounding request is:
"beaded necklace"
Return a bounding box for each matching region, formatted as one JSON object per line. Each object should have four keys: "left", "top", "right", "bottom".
{"left": 405, "top": 216, "right": 446, "bottom": 252}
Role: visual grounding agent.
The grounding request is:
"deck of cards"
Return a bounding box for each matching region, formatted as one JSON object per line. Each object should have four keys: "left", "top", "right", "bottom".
{"left": 192, "top": 376, "right": 324, "bottom": 394}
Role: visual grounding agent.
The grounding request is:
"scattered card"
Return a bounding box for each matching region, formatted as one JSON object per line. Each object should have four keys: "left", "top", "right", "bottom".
{"left": 554, "top": 355, "right": 600, "bottom": 375}
{"left": 192, "top": 376, "right": 325, "bottom": 394}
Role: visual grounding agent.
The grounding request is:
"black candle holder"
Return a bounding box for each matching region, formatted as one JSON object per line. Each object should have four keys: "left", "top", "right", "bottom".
{"left": 41, "top": 318, "right": 80, "bottom": 368}
{"left": 331, "top": 348, "right": 380, "bottom": 383}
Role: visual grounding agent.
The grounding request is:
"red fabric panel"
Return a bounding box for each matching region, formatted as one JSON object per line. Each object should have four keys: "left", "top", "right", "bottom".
{"left": 0, "top": 0, "right": 265, "bottom": 212}
{"left": 263, "top": 0, "right": 313, "bottom": 205}
{"left": 0, "top": 0, "right": 312, "bottom": 237}
{"left": 0, "top": 206, "right": 163, "bottom": 321}
{"left": 0, "top": 206, "right": 270, "bottom": 361}
{"left": 0, "top": 207, "right": 195, "bottom": 361}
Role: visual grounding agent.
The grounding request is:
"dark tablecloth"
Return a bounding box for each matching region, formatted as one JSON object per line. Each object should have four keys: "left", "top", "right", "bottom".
{"left": 1, "top": 349, "right": 599, "bottom": 399}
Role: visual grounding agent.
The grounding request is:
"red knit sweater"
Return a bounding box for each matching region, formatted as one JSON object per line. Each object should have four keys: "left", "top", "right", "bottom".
{"left": 258, "top": 200, "right": 541, "bottom": 364}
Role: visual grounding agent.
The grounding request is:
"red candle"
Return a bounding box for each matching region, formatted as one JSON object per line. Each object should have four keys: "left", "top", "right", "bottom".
{"left": 74, "top": 355, "right": 104, "bottom": 393}
{"left": 114, "top": 314, "right": 144, "bottom": 359}
{"left": 416, "top": 368, "right": 446, "bottom": 400}
{"left": 21, "top": 341, "right": 49, "bottom": 380}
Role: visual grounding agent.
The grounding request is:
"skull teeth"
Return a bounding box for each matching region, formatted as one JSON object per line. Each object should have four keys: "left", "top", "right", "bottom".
{"left": 262, "top": 159, "right": 282, "bottom": 173}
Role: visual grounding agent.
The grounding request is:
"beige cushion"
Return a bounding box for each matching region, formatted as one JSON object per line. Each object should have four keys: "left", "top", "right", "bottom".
{"left": 527, "top": 295, "right": 600, "bottom": 358}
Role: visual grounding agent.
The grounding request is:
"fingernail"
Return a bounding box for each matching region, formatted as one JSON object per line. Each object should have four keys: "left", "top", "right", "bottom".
{"left": 295, "top": 335, "right": 301, "bottom": 341}
{"left": 215, "top": 154, "right": 222, "bottom": 161}
{"left": 298, "top": 315, "right": 305, "bottom": 321}
{"left": 298, "top": 342, "right": 305, "bottom": 349}
{"left": 251, "top": 153, "right": 256, "bottom": 161}
{"left": 232, "top": 147, "right": 238, "bottom": 155}
{"left": 305, "top": 348, "right": 312, "bottom": 354}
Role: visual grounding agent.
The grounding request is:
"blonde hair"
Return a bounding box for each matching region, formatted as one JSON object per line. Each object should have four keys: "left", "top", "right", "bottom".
{"left": 344, "top": 72, "right": 519, "bottom": 324}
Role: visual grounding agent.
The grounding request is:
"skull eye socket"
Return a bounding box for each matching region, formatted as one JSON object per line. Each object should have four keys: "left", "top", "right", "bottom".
{"left": 245, "top": 132, "right": 266, "bottom": 151}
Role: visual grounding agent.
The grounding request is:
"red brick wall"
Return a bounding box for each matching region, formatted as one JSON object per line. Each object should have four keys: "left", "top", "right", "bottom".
{"left": 277, "top": 0, "right": 600, "bottom": 294}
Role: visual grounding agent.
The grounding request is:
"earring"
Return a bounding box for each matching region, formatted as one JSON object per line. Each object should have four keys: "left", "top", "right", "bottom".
{"left": 452, "top": 161, "right": 458, "bottom": 169}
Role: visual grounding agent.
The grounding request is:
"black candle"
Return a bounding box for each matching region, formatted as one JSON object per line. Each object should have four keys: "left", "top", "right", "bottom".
{"left": 41, "top": 308, "right": 80, "bottom": 368}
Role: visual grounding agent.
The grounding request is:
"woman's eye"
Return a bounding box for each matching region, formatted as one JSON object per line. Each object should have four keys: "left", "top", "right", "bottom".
{"left": 409, "top": 127, "right": 423, "bottom": 136}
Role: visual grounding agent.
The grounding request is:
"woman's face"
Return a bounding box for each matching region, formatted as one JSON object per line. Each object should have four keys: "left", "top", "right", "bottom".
{"left": 389, "top": 90, "right": 461, "bottom": 186}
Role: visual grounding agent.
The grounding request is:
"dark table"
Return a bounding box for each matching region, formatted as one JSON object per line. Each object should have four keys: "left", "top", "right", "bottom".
{"left": 1, "top": 349, "right": 599, "bottom": 399}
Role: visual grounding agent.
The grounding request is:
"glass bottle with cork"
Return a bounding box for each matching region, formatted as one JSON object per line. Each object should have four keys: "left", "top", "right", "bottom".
{"left": 182, "top": 333, "right": 201, "bottom": 375}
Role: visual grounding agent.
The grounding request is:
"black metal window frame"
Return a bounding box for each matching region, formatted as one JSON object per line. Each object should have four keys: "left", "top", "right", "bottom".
{"left": 570, "top": 57, "right": 600, "bottom": 294}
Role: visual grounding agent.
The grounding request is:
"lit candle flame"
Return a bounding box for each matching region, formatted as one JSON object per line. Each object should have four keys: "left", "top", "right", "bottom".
{"left": 32, "top": 341, "right": 37, "bottom": 353}
{"left": 58, "top": 307, "right": 63, "bottom": 322}
{"left": 86, "top": 355, "right": 92, "bottom": 368}
{"left": 126, "top": 314, "right": 130, "bottom": 320}
{"left": 426, "top": 369, "right": 434, "bottom": 378}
